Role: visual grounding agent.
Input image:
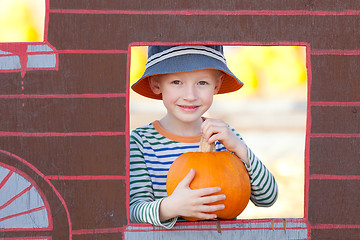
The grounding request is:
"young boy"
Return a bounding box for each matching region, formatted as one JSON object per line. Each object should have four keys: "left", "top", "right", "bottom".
{"left": 130, "top": 45, "right": 278, "bottom": 229}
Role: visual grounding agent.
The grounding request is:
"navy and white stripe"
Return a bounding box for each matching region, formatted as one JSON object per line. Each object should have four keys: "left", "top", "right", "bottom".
{"left": 129, "top": 122, "right": 278, "bottom": 229}
{"left": 146, "top": 45, "right": 227, "bottom": 69}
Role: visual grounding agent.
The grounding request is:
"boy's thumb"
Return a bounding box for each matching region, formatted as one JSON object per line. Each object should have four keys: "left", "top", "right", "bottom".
{"left": 180, "top": 169, "right": 195, "bottom": 187}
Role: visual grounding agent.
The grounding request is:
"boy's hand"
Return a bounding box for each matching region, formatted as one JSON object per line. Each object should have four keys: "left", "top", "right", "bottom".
{"left": 160, "top": 169, "right": 225, "bottom": 222}
{"left": 201, "top": 118, "right": 250, "bottom": 166}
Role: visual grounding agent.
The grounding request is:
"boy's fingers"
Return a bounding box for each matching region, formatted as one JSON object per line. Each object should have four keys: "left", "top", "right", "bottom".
{"left": 198, "top": 203, "right": 225, "bottom": 213}
{"left": 178, "top": 169, "right": 195, "bottom": 187}
{"left": 199, "top": 194, "right": 226, "bottom": 205}
{"left": 192, "top": 212, "right": 218, "bottom": 220}
{"left": 194, "top": 186, "right": 221, "bottom": 197}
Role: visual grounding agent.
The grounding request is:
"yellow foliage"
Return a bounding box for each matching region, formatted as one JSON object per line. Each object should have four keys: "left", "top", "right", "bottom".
{"left": 130, "top": 46, "right": 148, "bottom": 85}
{"left": 0, "top": 0, "right": 44, "bottom": 42}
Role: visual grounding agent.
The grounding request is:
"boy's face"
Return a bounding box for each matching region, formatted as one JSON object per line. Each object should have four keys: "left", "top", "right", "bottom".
{"left": 149, "top": 69, "right": 222, "bottom": 125}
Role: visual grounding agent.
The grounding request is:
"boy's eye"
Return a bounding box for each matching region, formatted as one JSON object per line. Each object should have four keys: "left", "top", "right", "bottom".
{"left": 198, "top": 81, "right": 208, "bottom": 85}
{"left": 171, "top": 80, "right": 182, "bottom": 85}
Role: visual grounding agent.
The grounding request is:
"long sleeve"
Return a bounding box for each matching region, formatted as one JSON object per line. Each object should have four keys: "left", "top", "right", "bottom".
{"left": 245, "top": 147, "right": 278, "bottom": 206}
{"left": 129, "top": 131, "right": 177, "bottom": 228}
{"left": 229, "top": 126, "right": 278, "bottom": 207}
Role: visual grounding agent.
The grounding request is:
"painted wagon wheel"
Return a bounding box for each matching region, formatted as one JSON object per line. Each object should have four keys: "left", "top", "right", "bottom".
{"left": 0, "top": 151, "right": 70, "bottom": 240}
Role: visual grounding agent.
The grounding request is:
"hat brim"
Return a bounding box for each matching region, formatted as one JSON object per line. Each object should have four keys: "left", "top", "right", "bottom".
{"left": 131, "top": 53, "right": 243, "bottom": 100}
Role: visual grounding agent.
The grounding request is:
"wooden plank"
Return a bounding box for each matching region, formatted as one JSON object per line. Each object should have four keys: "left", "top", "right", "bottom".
{"left": 50, "top": 180, "right": 127, "bottom": 230}
{"left": 310, "top": 137, "right": 360, "bottom": 175}
{"left": 47, "top": 13, "right": 360, "bottom": 50}
{"left": 310, "top": 55, "right": 360, "bottom": 102}
{"left": 311, "top": 106, "right": 360, "bottom": 134}
{"left": 125, "top": 220, "right": 308, "bottom": 240}
{"left": 309, "top": 179, "right": 360, "bottom": 225}
{"left": 25, "top": 53, "right": 127, "bottom": 94}
{"left": 0, "top": 53, "right": 127, "bottom": 95}
{"left": 0, "top": 136, "right": 126, "bottom": 176}
{"left": 0, "top": 98, "right": 126, "bottom": 132}
{"left": 49, "top": 0, "right": 360, "bottom": 11}
{"left": 0, "top": 73, "right": 21, "bottom": 94}
{"left": 311, "top": 228, "right": 360, "bottom": 240}
{"left": 73, "top": 233, "right": 123, "bottom": 240}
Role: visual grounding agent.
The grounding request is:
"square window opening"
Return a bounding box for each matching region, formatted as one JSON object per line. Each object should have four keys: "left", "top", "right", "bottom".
{"left": 129, "top": 44, "right": 307, "bottom": 224}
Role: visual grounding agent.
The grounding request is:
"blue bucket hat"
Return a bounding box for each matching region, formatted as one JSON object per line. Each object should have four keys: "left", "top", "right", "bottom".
{"left": 131, "top": 45, "right": 243, "bottom": 100}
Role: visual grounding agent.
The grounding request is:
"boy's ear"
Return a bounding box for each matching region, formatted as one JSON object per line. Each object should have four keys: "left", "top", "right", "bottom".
{"left": 149, "top": 76, "right": 162, "bottom": 95}
{"left": 214, "top": 75, "right": 223, "bottom": 94}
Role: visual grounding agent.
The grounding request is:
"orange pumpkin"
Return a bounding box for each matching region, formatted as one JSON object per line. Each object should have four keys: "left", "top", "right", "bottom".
{"left": 166, "top": 137, "right": 251, "bottom": 221}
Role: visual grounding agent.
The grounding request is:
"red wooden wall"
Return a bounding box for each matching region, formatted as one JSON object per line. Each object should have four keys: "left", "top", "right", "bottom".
{"left": 0, "top": 1, "right": 359, "bottom": 239}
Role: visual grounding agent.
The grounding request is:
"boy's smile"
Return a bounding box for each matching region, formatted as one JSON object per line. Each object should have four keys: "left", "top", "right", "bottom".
{"left": 149, "top": 69, "right": 222, "bottom": 136}
{"left": 177, "top": 104, "right": 200, "bottom": 112}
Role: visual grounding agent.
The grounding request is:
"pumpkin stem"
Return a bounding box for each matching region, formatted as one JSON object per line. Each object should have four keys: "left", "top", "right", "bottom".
{"left": 199, "top": 136, "right": 216, "bottom": 153}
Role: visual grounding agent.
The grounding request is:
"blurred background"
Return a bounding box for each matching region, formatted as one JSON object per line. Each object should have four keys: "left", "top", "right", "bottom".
{"left": 1, "top": 0, "right": 307, "bottom": 219}
{"left": 0, "top": 0, "right": 45, "bottom": 42}
{"left": 130, "top": 46, "right": 307, "bottom": 219}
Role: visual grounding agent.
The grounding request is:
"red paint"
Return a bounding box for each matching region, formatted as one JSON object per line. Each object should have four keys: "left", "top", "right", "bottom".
{"left": 0, "top": 131, "right": 126, "bottom": 137}
{"left": 127, "top": 218, "right": 309, "bottom": 227}
{"left": 0, "top": 185, "right": 33, "bottom": 210}
{"left": 0, "top": 170, "right": 13, "bottom": 190}
{"left": 49, "top": 9, "right": 360, "bottom": 16}
{"left": 45, "top": 175, "right": 127, "bottom": 180}
{"left": 125, "top": 44, "right": 131, "bottom": 224}
{"left": 0, "top": 51, "right": 55, "bottom": 57}
{"left": 129, "top": 41, "right": 309, "bottom": 47}
{"left": 0, "top": 67, "right": 57, "bottom": 74}
{"left": 310, "top": 174, "right": 360, "bottom": 180}
{"left": 1, "top": 237, "right": 51, "bottom": 240}
{"left": 0, "top": 162, "right": 53, "bottom": 231}
{"left": 311, "top": 49, "right": 360, "bottom": 55}
{"left": 44, "top": 0, "right": 50, "bottom": 42}
{"left": 126, "top": 218, "right": 309, "bottom": 232}
{"left": 0, "top": 42, "right": 58, "bottom": 77}
{"left": 311, "top": 101, "right": 360, "bottom": 107}
{"left": 304, "top": 44, "right": 313, "bottom": 221}
{"left": 0, "top": 43, "right": 28, "bottom": 78}
{"left": 125, "top": 41, "right": 312, "bottom": 238}
{"left": 126, "top": 226, "right": 307, "bottom": 232}
{"left": 72, "top": 227, "right": 125, "bottom": 235}
{"left": 0, "top": 151, "right": 71, "bottom": 239}
{"left": 311, "top": 224, "right": 360, "bottom": 229}
{"left": 0, "top": 93, "right": 126, "bottom": 99}
{"left": 0, "top": 206, "right": 46, "bottom": 223}
{"left": 310, "top": 133, "right": 360, "bottom": 138}
{"left": 56, "top": 49, "right": 127, "bottom": 54}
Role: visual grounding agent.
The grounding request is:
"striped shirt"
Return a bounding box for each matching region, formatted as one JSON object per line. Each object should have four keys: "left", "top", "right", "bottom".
{"left": 130, "top": 121, "right": 278, "bottom": 228}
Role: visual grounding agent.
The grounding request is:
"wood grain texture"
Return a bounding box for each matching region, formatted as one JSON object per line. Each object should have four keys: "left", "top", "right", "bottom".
{"left": 311, "top": 55, "right": 360, "bottom": 102}
{"left": 48, "top": 13, "right": 360, "bottom": 50}
{"left": 0, "top": 73, "right": 21, "bottom": 94}
{"left": 0, "top": 98, "right": 126, "bottom": 132}
{"left": 125, "top": 220, "right": 308, "bottom": 240}
{"left": 25, "top": 54, "right": 127, "bottom": 94}
{"left": 0, "top": 54, "right": 127, "bottom": 95}
{"left": 72, "top": 233, "right": 123, "bottom": 240}
{"left": 49, "top": 0, "right": 360, "bottom": 11}
{"left": 311, "top": 106, "right": 360, "bottom": 133}
{"left": 311, "top": 228, "right": 360, "bottom": 240}
{"left": 50, "top": 180, "right": 127, "bottom": 230}
{"left": 309, "top": 179, "right": 360, "bottom": 225}
{"left": 0, "top": 136, "right": 126, "bottom": 176}
{"left": 310, "top": 137, "right": 360, "bottom": 175}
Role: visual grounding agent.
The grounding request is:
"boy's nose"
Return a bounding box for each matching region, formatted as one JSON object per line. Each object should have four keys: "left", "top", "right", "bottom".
{"left": 183, "top": 85, "right": 197, "bottom": 101}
